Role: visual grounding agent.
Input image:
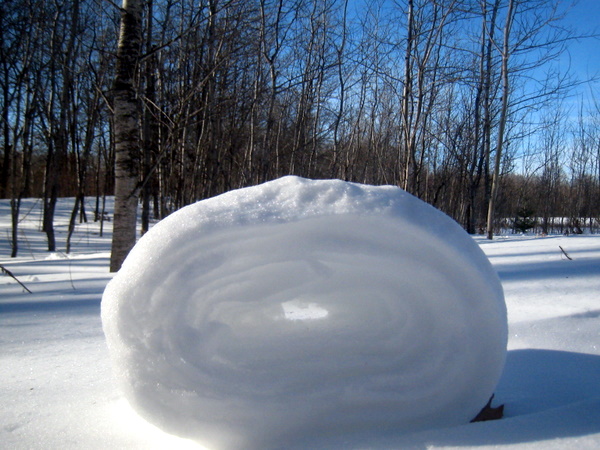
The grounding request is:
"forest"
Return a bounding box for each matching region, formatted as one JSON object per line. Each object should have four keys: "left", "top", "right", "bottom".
{"left": 2, "top": 0, "right": 599, "bottom": 261}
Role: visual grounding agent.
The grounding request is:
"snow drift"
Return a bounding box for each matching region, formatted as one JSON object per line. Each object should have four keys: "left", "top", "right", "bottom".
{"left": 101, "top": 176, "right": 507, "bottom": 449}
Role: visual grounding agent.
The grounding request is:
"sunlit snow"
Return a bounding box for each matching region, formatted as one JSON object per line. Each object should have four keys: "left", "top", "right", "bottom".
{"left": 101, "top": 176, "right": 507, "bottom": 449}
{"left": 2, "top": 184, "right": 600, "bottom": 449}
{"left": 281, "top": 300, "right": 329, "bottom": 321}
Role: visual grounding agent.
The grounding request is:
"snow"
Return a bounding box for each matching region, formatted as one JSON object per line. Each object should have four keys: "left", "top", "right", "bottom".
{"left": 101, "top": 177, "right": 507, "bottom": 449}
{"left": 1, "top": 183, "right": 600, "bottom": 449}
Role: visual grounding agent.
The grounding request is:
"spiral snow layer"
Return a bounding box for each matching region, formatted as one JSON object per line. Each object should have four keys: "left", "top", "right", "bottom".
{"left": 101, "top": 176, "right": 507, "bottom": 449}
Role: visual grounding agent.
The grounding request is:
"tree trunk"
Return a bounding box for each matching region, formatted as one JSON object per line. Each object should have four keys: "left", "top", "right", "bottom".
{"left": 66, "top": 195, "right": 81, "bottom": 254}
{"left": 10, "top": 198, "right": 21, "bottom": 258}
{"left": 110, "top": 0, "right": 143, "bottom": 272}
{"left": 141, "top": 0, "right": 157, "bottom": 236}
{"left": 486, "top": 0, "right": 514, "bottom": 240}
{"left": 401, "top": 0, "right": 414, "bottom": 192}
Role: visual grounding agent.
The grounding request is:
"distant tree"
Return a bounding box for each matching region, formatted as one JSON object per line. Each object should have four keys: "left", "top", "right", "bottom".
{"left": 399, "top": 0, "right": 457, "bottom": 196}
{"left": 462, "top": 0, "right": 501, "bottom": 234}
{"left": 1, "top": 0, "right": 40, "bottom": 256}
{"left": 486, "top": 0, "right": 575, "bottom": 238}
{"left": 140, "top": 0, "right": 158, "bottom": 236}
{"left": 486, "top": 0, "right": 514, "bottom": 240}
{"left": 513, "top": 206, "right": 536, "bottom": 233}
{"left": 40, "top": 0, "right": 83, "bottom": 251}
{"left": 2, "top": 0, "right": 595, "bottom": 257}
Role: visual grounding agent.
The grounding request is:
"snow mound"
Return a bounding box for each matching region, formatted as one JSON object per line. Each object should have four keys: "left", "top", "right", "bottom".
{"left": 101, "top": 176, "right": 507, "bottom": 449}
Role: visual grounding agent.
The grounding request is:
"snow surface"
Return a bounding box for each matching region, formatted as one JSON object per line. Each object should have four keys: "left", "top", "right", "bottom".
{"left": 101, "top": 176, "right": 507, "bottom": 449}
{"left": 2, "top": 188, "right": 600, "bottom": 449}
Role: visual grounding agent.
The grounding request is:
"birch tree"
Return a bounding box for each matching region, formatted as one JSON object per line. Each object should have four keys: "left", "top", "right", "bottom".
{"left": 110, "top": 0, "right": 143, "bottom": 272}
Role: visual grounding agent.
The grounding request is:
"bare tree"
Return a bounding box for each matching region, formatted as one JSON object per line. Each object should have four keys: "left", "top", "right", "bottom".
{"left": 110, "top": 0, "right": 144, "bottom": 272}
{"left": 3, "top": 0, "right": 597, "bottom": 258}
{"left": 399, "top": 0, "right": 457, "bottom": 195}
{"left": 1, "top": 0, "right": 41, "bottom": 256}
{"left": 140, "top": 0, "right": 159, "bottom": 236}
{"left": 486, "top": 0, "right": 514, "bottom": 239}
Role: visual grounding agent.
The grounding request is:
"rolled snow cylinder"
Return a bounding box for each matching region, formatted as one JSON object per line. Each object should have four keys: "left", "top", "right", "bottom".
{"left": 101, "top": 176, "right": 507, "bottom": 449}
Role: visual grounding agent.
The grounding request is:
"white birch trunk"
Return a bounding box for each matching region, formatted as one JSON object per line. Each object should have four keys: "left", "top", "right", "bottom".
{"left": 110, "top": 0, "right": 143, "bottom": 272}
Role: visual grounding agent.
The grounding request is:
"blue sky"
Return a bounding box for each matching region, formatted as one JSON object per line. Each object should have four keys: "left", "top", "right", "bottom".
{"left": 559, "top": 0, "right": 600, "bottom": 96}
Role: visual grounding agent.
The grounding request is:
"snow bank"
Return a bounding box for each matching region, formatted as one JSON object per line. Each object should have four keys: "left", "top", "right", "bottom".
{"left": 101, "top": 176, "right": 507, "bottom": 449}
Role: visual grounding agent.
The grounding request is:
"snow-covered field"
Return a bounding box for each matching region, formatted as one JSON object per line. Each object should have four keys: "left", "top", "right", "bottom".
{"left": 1, "top": 194, "right": 600, "bottom": 449}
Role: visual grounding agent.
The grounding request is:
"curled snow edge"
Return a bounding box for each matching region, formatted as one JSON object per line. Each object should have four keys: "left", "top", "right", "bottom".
{"left": 101, "top": 176, "right": 508, "bottom": 449}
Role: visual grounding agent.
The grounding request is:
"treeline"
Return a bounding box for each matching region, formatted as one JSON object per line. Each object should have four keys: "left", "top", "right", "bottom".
{"left": 1, "top": 0, "right": 598, "bottom": 256}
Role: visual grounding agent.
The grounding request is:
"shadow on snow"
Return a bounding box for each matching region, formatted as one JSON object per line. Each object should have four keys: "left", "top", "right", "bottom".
{"left": 398, "top": 349, "right": 600, "bottom": 448}
{"left": 494, "top": 258, "right": 600, "bottom": 282}
{"left": 0, "top": 297, "right": 101, "bottom": 315}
